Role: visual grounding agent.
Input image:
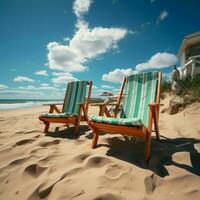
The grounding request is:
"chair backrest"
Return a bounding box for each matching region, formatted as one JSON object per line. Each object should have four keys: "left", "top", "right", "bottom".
{"left": 62, "top": 81, "right": 91, "bottom": 115}
{"left": 120, "top": 72, "right": 161, "bottom": 126}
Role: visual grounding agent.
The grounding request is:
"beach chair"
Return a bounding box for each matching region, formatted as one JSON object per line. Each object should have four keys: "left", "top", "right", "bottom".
{"left": 89, "top": 72, "right": 162, "bottom": 162}
{"left": 39, "top": 81, "right": 92, "bottom": 137}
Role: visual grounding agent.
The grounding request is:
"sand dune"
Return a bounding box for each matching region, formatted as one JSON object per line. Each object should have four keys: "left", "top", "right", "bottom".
{"left": 0, "top": 98, "right": 200, "bottom": 200}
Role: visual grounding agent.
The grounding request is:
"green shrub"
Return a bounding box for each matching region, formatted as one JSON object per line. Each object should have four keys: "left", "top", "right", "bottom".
{"left": 179, "top": 74, "right": 200, "bottom": 101}
{"left": 161, "top": 80, "right": 171, "bottom": 93}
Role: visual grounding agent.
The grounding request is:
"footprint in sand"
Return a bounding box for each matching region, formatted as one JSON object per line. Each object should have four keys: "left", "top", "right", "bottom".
{"left": 144, "top": 173, "right": 157, "bottom": 194}
{"left": 26, "top": 130, "right": 41, "bottom": 134}
{"left": 85, "top": 156, "right": 111, "bottom": 168}
{"left": 73, "top": 153, "right": 91, "bottom": 163}
{"left": 38, "top": 166, "right": 84, "bottom": 198}
{"left": 38, "top": 139, "right": 60, "bottom": 147}
{"left": 10, "top": 157, "right": 27, "bottom": 166}
{"left": 38, "top": 184, "right": 54, "bottom": 199}
{"left": 15, "top": 138, "right": 35, "bottom": 146}
{"left": 104, "top": 164, "right": 124, "bottom": 179}
{"left": 94, "top": 193, "right": 122, "bottom": 200}
{"left": 24, "top": 163, "right": 47, "bottom": 177}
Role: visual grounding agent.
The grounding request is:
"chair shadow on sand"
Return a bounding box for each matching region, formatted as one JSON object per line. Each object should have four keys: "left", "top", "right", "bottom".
{"left": 46, "top": 127, "right": 200, "bottom": 178}
{"left": 46, "top": 125, "right": 90, "bottom": 140}
{"left": 100, "top": 135, "right": 200, "bottom": 177}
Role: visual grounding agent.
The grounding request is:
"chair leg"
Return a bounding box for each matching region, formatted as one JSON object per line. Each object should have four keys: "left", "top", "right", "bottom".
{"left": 153, "top": 110, "right": 160, "bottom": 141}
{"left": 74, "top": 123, "right": 80, "bottom": 138}
{"left": 44, "top": 122, "right": 50, "bottom": 133}
{"left": 74, "top": 113, "right": 81, "bottom": 138}
{"left": 154, "top": 120, "right": 160, "bottom": 141}
{"left": 144, "top": 132, "right": 151, "bottom": 162}
{"left": 91, "top": 131, "right": 99, "bottom": 149}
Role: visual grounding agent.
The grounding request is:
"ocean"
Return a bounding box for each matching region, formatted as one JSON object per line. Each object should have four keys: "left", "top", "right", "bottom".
{"left": 0, "top": 99, "right": 63, "bottom": 110}
{"left": 0, "top": 98, "right": 104, "bottom": 110}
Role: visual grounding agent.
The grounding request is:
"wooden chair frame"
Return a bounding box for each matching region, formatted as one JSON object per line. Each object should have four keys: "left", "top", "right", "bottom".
{"left": 89, "top": 72, "right": 162, "bottom": 162}
{"left": 39, "top": 81, "right": 92, "bottom": 137}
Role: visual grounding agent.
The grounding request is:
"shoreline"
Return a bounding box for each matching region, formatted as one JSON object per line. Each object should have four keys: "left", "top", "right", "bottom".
{"left": 0, "top": 105, "right": 49, "bottom": 117}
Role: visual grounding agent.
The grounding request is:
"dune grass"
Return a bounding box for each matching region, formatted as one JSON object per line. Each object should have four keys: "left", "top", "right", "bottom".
{"left": 161, "top": 74, "right": 200, "bottom": 101}
{"left": 179, "top": 74, "right": 200, "bottom": 101}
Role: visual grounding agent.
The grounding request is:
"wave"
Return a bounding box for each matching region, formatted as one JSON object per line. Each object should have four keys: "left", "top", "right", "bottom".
{"left": 0, "top": 100, "right": 62, "bottom": 110}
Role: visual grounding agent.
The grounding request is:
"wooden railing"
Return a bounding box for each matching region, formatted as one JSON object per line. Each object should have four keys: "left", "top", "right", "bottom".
{"left": 182, "top": 55, "right": 200, "bottom": 76}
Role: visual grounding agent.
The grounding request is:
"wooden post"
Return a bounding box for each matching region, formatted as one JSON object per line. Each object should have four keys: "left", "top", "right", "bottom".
{"left": 145, "top": 106, "right": 153, "bottom": 162}
{"left": 74, "top": 106, "right": 82, "bottom": 137}
{"left": 191, "top": 58, "right": 196, "bottom": 77}
{"left": 44, "top": 122, "right": 50, "bottom": 133}
{"left": 92, "top": 132, "right": 99, "bottom": 149}
{"left": 86, "top": 81, "right": 92, "bottom": 116}
{"left": 114, "top": 77, "right": 126, "bottom": 117}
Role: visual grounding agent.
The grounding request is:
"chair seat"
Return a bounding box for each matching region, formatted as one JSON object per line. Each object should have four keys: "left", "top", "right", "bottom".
{"left": 90, "top": 115, "right": 143, "bottom": 126}
{"left": 41, "top": 112, "right": 76, "bottom": 118}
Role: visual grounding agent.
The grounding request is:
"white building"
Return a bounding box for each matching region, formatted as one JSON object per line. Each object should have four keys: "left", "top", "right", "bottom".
{"left": 178, "top": 31, "right": 200, "bottom": 77}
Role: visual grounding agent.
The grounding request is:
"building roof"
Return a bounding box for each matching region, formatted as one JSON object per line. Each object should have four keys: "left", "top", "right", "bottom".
{"left": 178, "top": 31, "right": 200, "bottom": 57}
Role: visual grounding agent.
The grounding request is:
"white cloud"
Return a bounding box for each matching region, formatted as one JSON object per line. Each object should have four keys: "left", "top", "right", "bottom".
{"left": 140, "top": 22, "right": 151, "bottom": 30}
{"left": 35, "top": 70, "right": 48, "bottom": 76}
{"left": 0, "top": 90, "right": 39, "bottom": 94}
{"left": 47, "top": 42, "right": 87, "bottom": 72}
{"left": 63, "top": 37, "right": 70, "bottom": 42}
{"left": 101, "top": 85, "right": 114, "bottom": 89}
{"left": 92, "top": 85, "right": 98, "bottom": 89}
{"left": 47, "top": 25, "right": 128, "bottom": 72}
{"left": 13, "top": 76, "right": 35, "bottom": 82}
{"left": 40, "top": 83, "right": 49, "bottom": 87}
{"left": 73, "top": 0, "right": 92, "bottom": 18}
{"left": 70, "top": 26, "right": 128, "bottom": 59}
{"left": 46, "top": 0, "right": 129, "bottom": 73}
{"left": 135, "top": 52, "right": 177, "bottom": 71}
{"left": 160, "top": 10, "right": 168, "bottom": 20}
{"left": 18, "top": 85, "right": 59, "bottom": 91}
{"left": 0, "top": 85, "right": 64, "bottom": 99}
{"left": 39, "top": 86, "right": 59, "bottom": 90}
{"left": 51, "top": 72, "right": 78, "bottom": 85}
{"left": 18, "top": 85, "right": 36, "bottom": 90}
{"left": 52, "top": 76, "right": 78, "bottom": 85}
{"left": 0, "top": 84, "right": 8, "bottom": 89}
{"left": 157, "top": 10, "right": 168, "bottom": 24}
{"left": 102, "top": 68, "right": 137, "bottom": 83}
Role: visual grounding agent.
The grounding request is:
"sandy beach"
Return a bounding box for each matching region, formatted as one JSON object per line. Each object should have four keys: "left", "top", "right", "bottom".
{"left": 0, "top": 97, "right": 200, "bottom": 200}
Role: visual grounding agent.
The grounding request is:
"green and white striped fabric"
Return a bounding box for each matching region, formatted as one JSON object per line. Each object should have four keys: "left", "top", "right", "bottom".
{"left": 90, "top": 115, "right": 143, "bottom": 126}
{"left": 90, "top": 72, "right": 158, "bottom": 127}
{"left": 120, "top": 72, "right": 158, "bottom": 126}
{"left": 41, "top": 81, "right": 87, "bottom": 118}
{"left": 63, "top": 81, "right": 87, "bottom": 115}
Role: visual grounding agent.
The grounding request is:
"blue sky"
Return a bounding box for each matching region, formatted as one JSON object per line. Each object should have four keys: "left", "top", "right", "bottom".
{"left": 0, "top": 0, "right": 200, "bottom": 99}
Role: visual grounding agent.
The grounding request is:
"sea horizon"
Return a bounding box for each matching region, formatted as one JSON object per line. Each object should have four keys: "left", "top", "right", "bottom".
{"left": 0, "top": 99, "right": 63, "bottom": 110}
{"left": 0, "top": 97, "right": 103, "bottom": 110}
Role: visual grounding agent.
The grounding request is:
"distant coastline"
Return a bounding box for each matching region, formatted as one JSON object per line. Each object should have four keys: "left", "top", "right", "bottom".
{"left": 0, "top": 98, "right": 104, "bottom": 110}
{"left": 0, "top": 99, "right": 63, "bottom": 110}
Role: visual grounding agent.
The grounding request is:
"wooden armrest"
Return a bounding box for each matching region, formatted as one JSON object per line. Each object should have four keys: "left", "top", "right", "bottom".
{"left": 43, "top": 103, "right": 63, "bottom": 106}
{"left": 90, "top": 102, "right": 118, "bottom": 106}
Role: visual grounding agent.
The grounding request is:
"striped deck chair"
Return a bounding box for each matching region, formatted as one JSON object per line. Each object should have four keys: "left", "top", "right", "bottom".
{"left": 89, "top": 72, "right": 162, "bottom": 162}
{"left": 39, "top": 81, "right": 92, "bottom": 137}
